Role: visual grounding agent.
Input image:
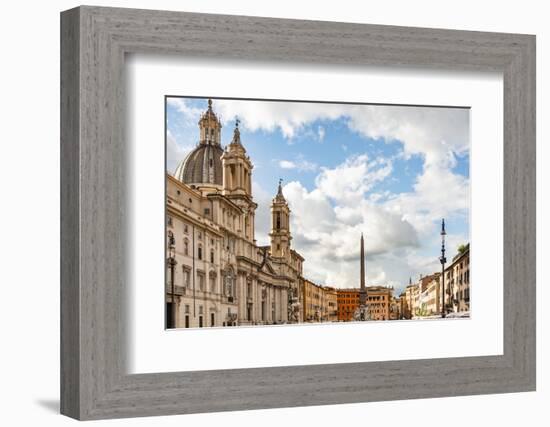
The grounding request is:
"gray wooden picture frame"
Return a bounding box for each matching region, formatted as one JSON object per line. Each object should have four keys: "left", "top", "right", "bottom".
{"left": 60, "top": 5, "right": 536, "bottom": 421}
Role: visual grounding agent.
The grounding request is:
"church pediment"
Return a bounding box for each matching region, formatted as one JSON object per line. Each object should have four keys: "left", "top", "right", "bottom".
{"left": 261, "top": 259, "right": 276, "bottom": 275}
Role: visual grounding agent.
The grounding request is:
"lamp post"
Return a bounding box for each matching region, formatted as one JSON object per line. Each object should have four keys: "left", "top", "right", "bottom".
{"left": 440, "top": 219, "right": 447, "bottom": 318}
{"left": 167, "top": 234, "right": 177, "bottom": 328}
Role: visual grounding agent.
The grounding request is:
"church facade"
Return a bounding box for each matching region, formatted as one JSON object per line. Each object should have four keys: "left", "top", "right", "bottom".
{"left": 166, "top": 100, "right": 304, "bottom": 328}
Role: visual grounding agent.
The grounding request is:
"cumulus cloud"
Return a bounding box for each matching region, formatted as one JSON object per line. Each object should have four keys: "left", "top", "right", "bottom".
{"left": 209, "top": 99, "right": 469, "bottom": 160}
{"left": 166, "top": 97, "right": 203, "bottom": 123}
{"left": 210, "top": 99, "right": 345, "bottom": 139}
{"left": 278, "top": 159, "right": 318, "bottom": 172}
{"left": 386, "top": 163, "right": 470, "bottom": 235}
{"left": 315, "top": 154, "right": 393, "bottom": 204}
{"left": 166, "top": 129, "right": 188, "bottom": 173}
{"left": 274, "top": 136, "right": 467, "bottom": 291}
{"left": 282, "top": 173, "right": 419, "bottom": 289}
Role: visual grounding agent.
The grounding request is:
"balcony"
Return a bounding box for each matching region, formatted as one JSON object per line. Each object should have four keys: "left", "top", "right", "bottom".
{"left": 165, "top": 283, "right": 186, "bottom": 296}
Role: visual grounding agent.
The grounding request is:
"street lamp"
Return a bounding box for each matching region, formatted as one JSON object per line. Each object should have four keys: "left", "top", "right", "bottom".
{"left": 167, "top": 233, "right": 177, "bottom": 328}
{"left": 439, "top": 219, "right": 447, "bottom": 318}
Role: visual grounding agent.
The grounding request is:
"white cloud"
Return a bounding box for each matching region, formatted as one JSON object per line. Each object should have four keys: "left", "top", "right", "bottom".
{"left": 278, "top": 159, "right": 318, "bottom": 172}
{"left": 346, "top": 105, "right": 470, "bottom": 169}
{"left": 279, "top": 160, "right": 296, "bottom": 169}
{"left": 209, "top": 99, "right": 469, "bottom": 163}
{"left": 166, "top": 98, "right": 203, "bottom": 123}
{"left": 281, "top": 175, "right": 419, "bottom": 289}
{"left": 211, "top": 99, "right": 345, "bottom": 139}
{"left": 317, "top": 125, "right": 325, "bottom": 142}
{"left": 166, "top": 129, "right": 188, "bottom": 173}
{"left": 315, "top": 154, "right": 392, "bottom": 204}
{"left": 266, "top": 144, "right": 467, "bottom": 290}
{"left": 385, "top": 163, "right": 469, "bottom": 235}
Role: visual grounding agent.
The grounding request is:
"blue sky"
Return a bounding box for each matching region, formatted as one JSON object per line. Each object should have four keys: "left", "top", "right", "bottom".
{"left": 167, "top": 97, "right": 470, "bottom": 295}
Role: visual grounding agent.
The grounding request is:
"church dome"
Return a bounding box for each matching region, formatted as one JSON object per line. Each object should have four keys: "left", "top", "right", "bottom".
{"left": 174, "top": 143, "right": 224, "bottom": 186}
{"left": 173, "top": 99, "right": 224, "bottom": 186}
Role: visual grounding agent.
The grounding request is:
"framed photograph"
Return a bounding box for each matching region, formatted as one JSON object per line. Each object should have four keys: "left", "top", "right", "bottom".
{"left": 164, "top": 96, "right": 471, "bottom": 331}
{"left": 61, "top": 6, "right": 535, "bottom": 420}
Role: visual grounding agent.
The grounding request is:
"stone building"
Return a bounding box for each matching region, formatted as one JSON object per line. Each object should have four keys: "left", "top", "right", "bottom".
{"left": 337, "top": 289, "right": 360, "bottom": 321}
{"left": 444, "top": 243, "right": 470, "bottom": 313}
{"left": 389, "top": 297, "right": 401, "bottom": 320}
{"left": 404, "top": 280, "right": 419, "bottom": 319}
{"left": 336, "top": 286, "right": 395, "bottom": 321}
{"left": 166, "top": 100, "right": 305, "bottom": 328}
{"left": 303, "top": 279, "right": 324, "bottom": 322}
{"left": 323, "top": 286, "right": 339, "bottom": 322}
{"left": 399, "top": 292, "right": 411, "bottom": 319}
{"left": 302, "top": 281, "right": 339, "bottom": 322}
{"left": 365, "top": 286, "right": 393, "bottom": 320}
{"left": 418, "top": 273, "right": 441, "bottom": 316}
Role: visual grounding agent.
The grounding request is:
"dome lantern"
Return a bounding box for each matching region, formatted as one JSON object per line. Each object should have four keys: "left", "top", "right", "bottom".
{"left": 173, "top": 99, "right": 224, "bottom": 187}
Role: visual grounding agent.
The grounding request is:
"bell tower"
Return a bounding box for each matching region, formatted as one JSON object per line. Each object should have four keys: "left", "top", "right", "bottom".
{"left": 269, "top": 179, "right": 291, "bottom": 259}
{"left": 221, "top": 119, "right": 257, "bottom": 242}
{"left": 221, "top": 119, "right": 253, "bottom": 198}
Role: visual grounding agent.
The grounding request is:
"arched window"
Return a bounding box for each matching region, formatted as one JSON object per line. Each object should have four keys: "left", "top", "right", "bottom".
{"left": 276, "top": 212, "right": 281, "bottom": 230}
{"left": 198, "top": 244, "right": 203, "bottom": 260}
{"left": 210, "top": 249, "right": 214, "bottom": 263}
